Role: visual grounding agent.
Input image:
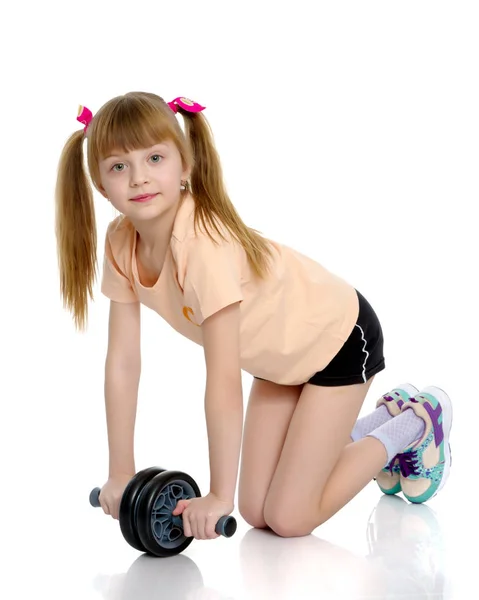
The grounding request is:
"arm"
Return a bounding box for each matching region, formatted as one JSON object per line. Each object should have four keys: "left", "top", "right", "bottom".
{"left": 202, "top": 301, "right": 243, "bottom": 504}
{"left": 104, "top": 299, "right": 141, "bottom": 478}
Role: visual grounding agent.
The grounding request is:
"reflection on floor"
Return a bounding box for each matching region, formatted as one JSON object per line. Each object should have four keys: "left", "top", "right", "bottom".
{"left": 92, "top": 492, "right": 454, "bottom": 599}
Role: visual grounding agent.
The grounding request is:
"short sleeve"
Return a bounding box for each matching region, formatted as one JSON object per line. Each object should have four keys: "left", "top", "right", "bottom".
{"left": 100, "top": 222, "right": 138, "bottom": 303}
{"left": 182, "top": 233, "right": 244, "bottom": 325}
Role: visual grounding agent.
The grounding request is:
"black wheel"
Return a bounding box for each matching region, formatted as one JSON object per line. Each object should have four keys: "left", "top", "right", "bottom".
{"left": 136, "top": 470, "right": 202, "bottom": 557}
{"left": 119, "top": 466, "right": 166, "bottom": 552}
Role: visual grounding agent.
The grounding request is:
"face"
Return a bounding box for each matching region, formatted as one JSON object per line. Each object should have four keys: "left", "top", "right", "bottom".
{"left": 98, "top": 140, "right": 189, "bottom": 220}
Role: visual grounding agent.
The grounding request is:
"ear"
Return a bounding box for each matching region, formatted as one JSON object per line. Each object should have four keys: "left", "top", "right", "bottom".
{"left": 98, "top": 186, "right": 109, "bottom": 200}
{"left": 182, "top": 163, "right": 192, "bottom": 182}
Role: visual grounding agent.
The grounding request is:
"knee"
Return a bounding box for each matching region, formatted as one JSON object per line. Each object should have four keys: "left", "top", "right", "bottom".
{"left": 265, "top": 516, "right": 313, "bottom": 538}
{"left": 238, "top": 502, "right": 269, "bottom": 530}
{"left": 263, "top": 504, "right": 316, "bottom": 538}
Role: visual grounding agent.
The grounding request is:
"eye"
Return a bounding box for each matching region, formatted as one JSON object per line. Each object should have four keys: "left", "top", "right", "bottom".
{"left": 110, "top": 154, "right": 162, "bottom": 172}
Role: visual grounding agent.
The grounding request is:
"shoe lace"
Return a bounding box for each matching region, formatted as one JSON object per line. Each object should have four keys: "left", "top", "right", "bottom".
{"left": 391, "top": 451, "right": 421, "bottom": 477}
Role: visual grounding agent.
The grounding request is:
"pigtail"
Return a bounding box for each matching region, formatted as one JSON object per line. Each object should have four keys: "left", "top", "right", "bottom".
{"left": 179, "top": 109, "right": 274, "bottom": 279}
{"left": 55, "top": 130, "right": 97, "bottom": 331}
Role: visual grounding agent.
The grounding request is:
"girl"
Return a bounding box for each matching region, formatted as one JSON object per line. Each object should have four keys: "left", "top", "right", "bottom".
{"left": 55, "top": 92, "right": 453, "bottom": 541}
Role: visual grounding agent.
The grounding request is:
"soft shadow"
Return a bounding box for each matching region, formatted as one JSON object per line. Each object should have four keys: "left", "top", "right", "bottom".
{"left": 92, "top": 553, "right": 234, "bottom": 600}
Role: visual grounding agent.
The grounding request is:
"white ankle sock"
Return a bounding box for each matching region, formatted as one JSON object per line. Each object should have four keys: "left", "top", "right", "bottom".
{"left": 351, "top": 405, "right": 392, "bottom": 442}
{"left": 367, "top": 408, "right": 425, "bottom": 465}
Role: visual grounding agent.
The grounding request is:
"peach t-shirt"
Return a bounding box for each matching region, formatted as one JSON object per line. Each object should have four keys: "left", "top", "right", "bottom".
{"left": 101, "top": 195, "right": 359, "bottom": 385}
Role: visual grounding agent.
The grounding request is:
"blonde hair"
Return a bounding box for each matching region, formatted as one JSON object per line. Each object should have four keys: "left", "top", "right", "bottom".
{"left": 55, "top": 91, "right": 273, "bottom": 331}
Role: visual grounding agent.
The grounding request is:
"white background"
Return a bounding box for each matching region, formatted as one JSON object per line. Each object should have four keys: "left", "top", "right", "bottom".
{"left": 1, "top": 1, "right": 477, "bottom": 598}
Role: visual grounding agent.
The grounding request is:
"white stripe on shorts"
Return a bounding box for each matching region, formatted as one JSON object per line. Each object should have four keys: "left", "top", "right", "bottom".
{"left": 355, "top": 324, "right": 369, "bottom": 383}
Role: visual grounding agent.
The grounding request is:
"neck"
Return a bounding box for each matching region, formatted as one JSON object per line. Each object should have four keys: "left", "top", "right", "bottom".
{"left": 130, "top": 195, "right": 185, "bottom": 254}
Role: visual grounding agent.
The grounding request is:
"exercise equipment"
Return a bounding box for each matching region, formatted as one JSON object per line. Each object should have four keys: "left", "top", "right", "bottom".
{"left": 89, "top": 467, "right": 237, "bottom": 557}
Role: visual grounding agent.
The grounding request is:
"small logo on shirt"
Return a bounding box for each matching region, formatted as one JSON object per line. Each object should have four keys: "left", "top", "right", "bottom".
{"left": 183, "top": 306, "right": 200, "bottom": 326}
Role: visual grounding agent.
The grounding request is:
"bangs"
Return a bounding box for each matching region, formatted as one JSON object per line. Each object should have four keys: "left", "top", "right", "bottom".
{"left": 91, "top": 96, "right": 175, "bottom": 161}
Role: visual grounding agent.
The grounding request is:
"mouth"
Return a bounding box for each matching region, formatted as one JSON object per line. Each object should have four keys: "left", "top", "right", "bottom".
{"left": 131, "top": 193, "right": 157, "bottom": 202}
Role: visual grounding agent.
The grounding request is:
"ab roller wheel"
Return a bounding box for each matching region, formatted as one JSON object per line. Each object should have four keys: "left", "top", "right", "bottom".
{"left": 89, "top": 467, "right": 237, "bottom": 557}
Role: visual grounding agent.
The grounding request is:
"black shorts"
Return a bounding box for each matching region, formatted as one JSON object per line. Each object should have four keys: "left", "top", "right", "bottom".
{"left": 255, "top": 289, "right": 385, "bottom": 387}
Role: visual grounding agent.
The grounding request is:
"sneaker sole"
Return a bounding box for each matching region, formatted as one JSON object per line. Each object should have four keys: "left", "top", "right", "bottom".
{"left": 399, "top": 383, "right": 420, "bottom": 397}
{"left": 379, "top": 480, "right": 402, "bottom": 495}
{"left": 416, "top": 385, "right": 453, "bottom": 499}
{"left": 381, "top": 383, "right": 419, "bottom": 417}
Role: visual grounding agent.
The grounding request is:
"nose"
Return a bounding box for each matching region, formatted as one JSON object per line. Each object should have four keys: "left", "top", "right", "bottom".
{"left": 130, "top": 164, "right": 150, "bottom": 186}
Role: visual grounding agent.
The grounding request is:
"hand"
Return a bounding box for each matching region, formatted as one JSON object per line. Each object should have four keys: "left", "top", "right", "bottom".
{"left": 172, "top": 492, "right": 234, "bottom": 540}
{"left": 98, "top": 473, "right": 133, "bottom": 520}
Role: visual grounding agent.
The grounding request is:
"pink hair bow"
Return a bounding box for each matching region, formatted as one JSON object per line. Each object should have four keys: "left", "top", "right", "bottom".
{"left": 76, "top": 97, "right": 204, "bottom": 133}
{"left": 77, "top": 105, "right": 93, "bottom": 132}
{"left": 168, "top": 97, "right": 206, "bottom": 114}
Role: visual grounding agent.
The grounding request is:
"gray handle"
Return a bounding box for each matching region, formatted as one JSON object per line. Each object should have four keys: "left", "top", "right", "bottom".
{"left": 89, "top": 487, "right": 237, "bottom": 537}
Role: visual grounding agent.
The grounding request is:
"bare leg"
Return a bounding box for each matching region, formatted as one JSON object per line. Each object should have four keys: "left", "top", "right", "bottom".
{"left": 263, "top": 378, "right": 390, "bottom": 537}
{"left": 237, "top": 379, "right": 303, "bottom": 529}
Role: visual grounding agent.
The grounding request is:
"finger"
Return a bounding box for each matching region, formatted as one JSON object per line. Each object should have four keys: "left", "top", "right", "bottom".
{"left": 173, "top": 500, "right": 187, "bottom": 515}
{"left": 206, "top": 514, "right": 219, "bottom": 539}
{"left": 189, "top": 517, "right": 198, "bottom": 540}
{"left": 182, "top": 512, "right": 192, "bottom": 538}
{"left": 193, "top": 517, "right": 202, "bottom": 540}
{"left": 193, "top": 517, "right": 203, "bottom": 540}
{"left": 199, "top": 516, "right": 208, "bottom": 540}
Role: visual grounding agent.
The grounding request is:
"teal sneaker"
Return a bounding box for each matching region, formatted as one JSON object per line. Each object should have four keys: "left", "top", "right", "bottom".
{"left": 397, "top": 386, "right": 453, "bottom": 504}
{"left": 374, "top": 383, "right": 419, "bottom": 495}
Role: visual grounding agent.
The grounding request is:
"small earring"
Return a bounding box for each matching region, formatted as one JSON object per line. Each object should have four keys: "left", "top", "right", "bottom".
{"left": 180, "top": 180, "right": 190, "bottom": 191}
